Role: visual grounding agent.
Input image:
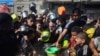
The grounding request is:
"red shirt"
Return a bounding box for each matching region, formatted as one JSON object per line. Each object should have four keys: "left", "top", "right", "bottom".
{"left": 70, "top": 37, "right": 76, "bottom": 48}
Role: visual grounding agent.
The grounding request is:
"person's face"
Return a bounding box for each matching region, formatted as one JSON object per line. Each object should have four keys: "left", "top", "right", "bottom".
{"left": 49, "top": 22, "right": 55, "bottom": 31}
{"left": 27, "top": 18, "right": 34, "bottom": 26}
{"left": 58, "top": 20, "right": 63, "bottom": 26}
{"left": 36, "top": 23, "right": 42, "bottom": 29}
{"left": 37, "top": 14, "right": 44, "bottom": 20}
{"left": 75, "top": 36, "right": 83, "bottom": 45}
{"left": 43, "top": 15, "right": 46, "bottom": 19}
{"left": 71, "top": 32, "right": 77, "bottom": 39}
{"left": 72, "top": 13, "right": 79, "bottom": 20}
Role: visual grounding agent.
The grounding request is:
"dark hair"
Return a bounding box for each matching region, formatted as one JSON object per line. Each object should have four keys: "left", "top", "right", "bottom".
{"left": 21, "top": 14, "right": 36, "bottom": 24}
{"left": 27, "top": 14, "right": 36, "bottom": 20}
{"left": 78, "top": 32, "right": 90, "bottom": 44}
{"left": 72, "top": 8, "right": 82, "bottom": 15}
{"left": 71, "top": 26, "right": 83, "bottom": 33}
{"left": 59, "top": 14, "right": 69, "bottom": 21}
{"left": 27, "top": 28, "right": 36, "bottom": 37}
{"left": 78, "top": 32, "right": 88, "bottom": 39}
{"left": 58, "top": 17, "right": 66, "bottom": 23}
{"left": 13, "top": 21, "right": 21, "bottom": 29}
{"left": 36, "top": 20, "right": 43, "bottom": 24}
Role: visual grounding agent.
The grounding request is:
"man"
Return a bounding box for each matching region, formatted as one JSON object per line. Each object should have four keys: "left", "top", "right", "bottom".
{"left": 55, "top": 8, "right": 86, "bottom": 47}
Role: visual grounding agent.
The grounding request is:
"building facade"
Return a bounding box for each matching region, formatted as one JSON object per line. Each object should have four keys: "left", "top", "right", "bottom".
{"left": 14, "top": 0, "right": 100, "bottom": 19}
{"left": 14, "top": 0, "right": 45, "bottom": 15}
{"left": 44, "top": 0, "right": 100, "bottom": 19}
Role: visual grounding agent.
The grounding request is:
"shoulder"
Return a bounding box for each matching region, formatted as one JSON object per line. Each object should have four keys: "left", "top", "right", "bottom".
{"left": 65, "top": 20, "right": 74, "bottom": 29}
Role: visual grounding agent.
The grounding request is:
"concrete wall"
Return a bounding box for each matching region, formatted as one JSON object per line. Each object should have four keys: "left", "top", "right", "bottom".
{"left": 13, "top": 0, "right": 100, "bottom": 19}
{"left": 14, "top": 0, "right": 30, "bottom": 15}
{"left": 9, "top": 7, "right": 14, "bottom": 13}
{"left": 14, "top": 0, "right": 45, "bottom": 15}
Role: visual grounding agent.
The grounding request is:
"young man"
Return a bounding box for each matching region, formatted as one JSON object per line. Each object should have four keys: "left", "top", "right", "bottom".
{"left": 55, "top": 8, "right": 86, "bottom": 47}
{"left": 22, "top": 14, "right": 36, "bottom": 30}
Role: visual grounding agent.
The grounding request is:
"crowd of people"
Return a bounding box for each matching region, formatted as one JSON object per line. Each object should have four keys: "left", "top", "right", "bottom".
{"left": 0, "top": 3, "right": 100, "bottom": 56}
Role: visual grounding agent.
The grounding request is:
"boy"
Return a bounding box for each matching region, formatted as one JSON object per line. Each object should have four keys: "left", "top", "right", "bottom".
{"left": 69, "top": 26, "right": 83, "bottom": 56}
{"left": 19, "top": 25, "right": 38, "bottom": 56}
{"left": 70, "top": 26, "right": 83, "bottom": 48}
{"left": 74, "top": 32, "right": 92, "bottom": 56}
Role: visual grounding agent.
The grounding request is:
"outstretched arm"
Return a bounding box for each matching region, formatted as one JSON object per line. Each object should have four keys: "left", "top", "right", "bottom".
{"left": 89, "top": 38, "right": 99, "bottom": 56}
{"left": 55, "top": 29, "right": 68, "bottom": 47}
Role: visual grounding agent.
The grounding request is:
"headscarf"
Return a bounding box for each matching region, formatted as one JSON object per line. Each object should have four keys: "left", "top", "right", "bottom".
{"left": 0, "top": 5, "right": 10, "bottom": 14}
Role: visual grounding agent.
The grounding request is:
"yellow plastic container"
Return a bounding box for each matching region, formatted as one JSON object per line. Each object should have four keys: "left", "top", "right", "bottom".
{"left": 41, "top": 30, "right": 51, "bottom": 42}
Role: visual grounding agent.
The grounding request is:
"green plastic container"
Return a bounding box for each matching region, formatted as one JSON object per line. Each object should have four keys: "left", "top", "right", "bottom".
{"left": 45, "top": 47, "right": 60, "bottom": 56}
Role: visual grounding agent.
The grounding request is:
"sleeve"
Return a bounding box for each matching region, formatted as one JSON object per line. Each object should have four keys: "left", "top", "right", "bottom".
{"left": 65, "top": 21, "right": 73, "bottom": 29}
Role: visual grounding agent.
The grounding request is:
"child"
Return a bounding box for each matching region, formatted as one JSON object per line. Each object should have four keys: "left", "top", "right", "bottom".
{"left": 70, "top": 26, "right": 83, "bottom": 48}
{"left": 36, "top": 20, "right": 44, "bottom": 33}
{"left": 74, "top": 32, "right": 92, "bottom": 56}
{"left": 69, "top": 26, "right": 83, "bottom": 56}
{"left": 19, "top": 27, "right": 38, "bottom": 56}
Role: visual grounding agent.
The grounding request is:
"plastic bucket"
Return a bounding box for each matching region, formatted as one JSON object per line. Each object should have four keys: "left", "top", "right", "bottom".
{"left": 41, "top": 30, "right": 51, "bottom": 42}
{"left": 45, "top": 46, "right": 60, "bottom": 56}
